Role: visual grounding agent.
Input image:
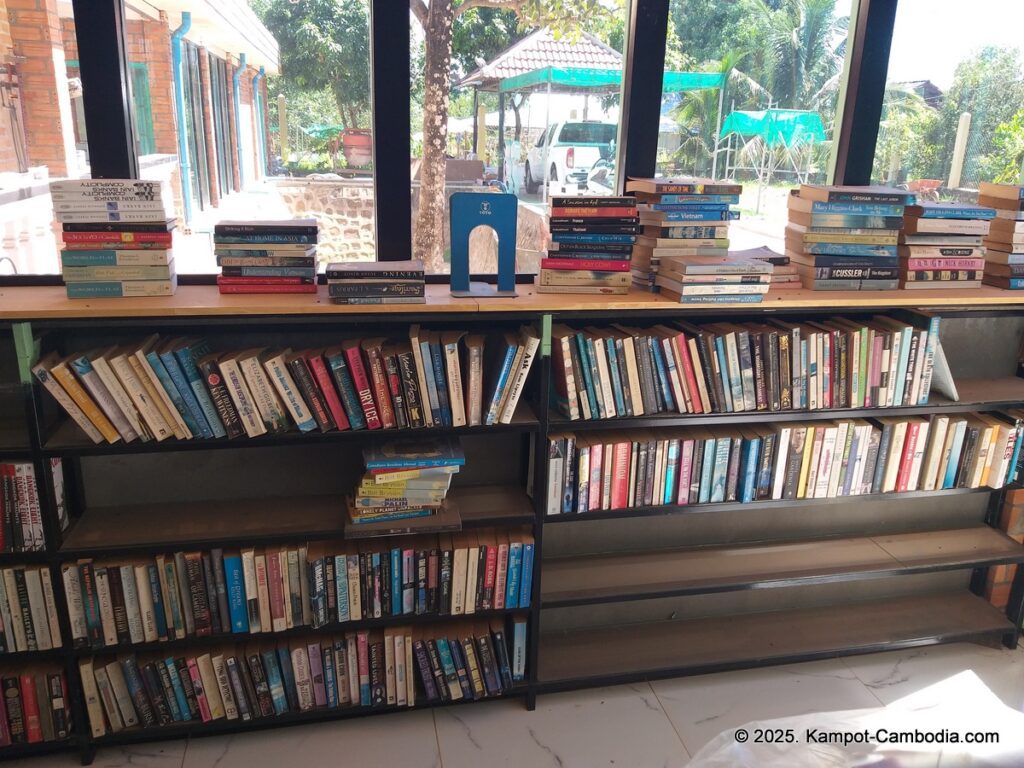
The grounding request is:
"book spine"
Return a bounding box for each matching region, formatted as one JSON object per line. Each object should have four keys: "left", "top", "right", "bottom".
{"left": 363, "top": 346, "right": 397, "bottom": 429}
{"left": 343, "top": 347, "right": 382, "bottom": 430}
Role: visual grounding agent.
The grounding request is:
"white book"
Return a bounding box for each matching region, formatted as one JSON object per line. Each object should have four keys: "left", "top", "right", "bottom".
{"left": 546, "top": 440, "right": 564, "bottom": 516}
{"left": 31, "top": 355, "right": 104, "bottom": 444}
{"left": 24, "top": 567, "right": 52, "bottom": 650}
{"left": 590, "top": 334, "right": 616, "bottom": 418}
{"left": 254, "top": 554, "right": 272, "bottom": 633}
{"left": 921, "top": 416, "right": 950, "bottom": 491}
{"left": 909, "top": 329, "right": 929, "bottom": 406}
{"left": 451, "top": 546, "right": 468, "bottom": 615}
{"left": 212, "top": 655, "right": 239, "bottom": 720}
{"left": 197, "top": 654, "right": 225, "bottom": 719}
{"left": 347, "top": 555, "right": 362, "bottom": 622}
{"left": 384, "top": 632, "right": 397, "bottom": 705}
{"left": 109, "top": 349, "right": 173, "bottom": 441}
{"left": 771, "top": 425, "right": 792, "bottom": 500}
{"left": 93, "top": 567, "right": 118, "bottom": 647}
{"left": 826, "top": 422, "right": 849, "bottom": 498}
{"left": 292, "top": 647, "right": 315, "bottom": 711}
{"left": 404, "top": 632, "right": 415, "bottom": 706}
{"left": 0, "top": 576, "right": 11, "bottom": 651}
{"left": 78, "top": 660, "right": 107, "bottom": 737}
{"left": 935, "top": 418, "right": 963, "bottom": 488}
{"left": 218, "top": 353, "right": 267, "bottom": 437}
{"left": 237, "top": 351, "right": 288, "bottom": 433}
{"left": 394, "top": 634, "right": 407, "bottom": 706}
{"left": 2, "top": 569, "right": 25, "bottom": 651}
{"left": 882, "top": 421, "right": 909, "bottom": 493}
{"left": 621, "top": 335, "right": 642, "bottom": 416}
{"left": 970, "top": 424, "right": 996, "bottom": 489}
{"left": 464, "top": 334, "right": 486, "bottom": 426}
{"left": 464, "top": 545, "right": 480, "bottom": 614}
{"left": 69, "top": 353, "right": 139, "bottom": 443}
{"left": 345, "top": 635, "right": 359, "bottom": 705}
{"left": 61, "top": 564, "right": 88, "bottom": 646}
{"left": 18, "top": 463, "right": 44, "bottom": 551}
{"left": 907, "top": 420, "right": 930, "bottom": 491}
{"left": 105, "top": 660, "right": 138, "bottom": 727}
{"left": 134, "top": 335, "right": 191, "bottom": 439}
{"left": 134, "top": 564, "right": 158, "bottom": 643}
{"left": 241, "top": 548, "right": 260, "bottom": 632}
{"left": 262, "top": 350, "right": 316, "bottom": 432}
{"left": 846, "top": 424, "right": 868, "bottom": 496}
{"left": 93, "top": 665, "right": 124, "bottom": 732}
{"left": 91, "top": 349, "right": 147, "bottom": 440}
{"left": 441, "top": 331, "right": 467, "bottom": 427}
{"left": 120, "top": 565, "right": 145, "bottom": 644}
{"left": 409, "top": 325, "right": 435, "bottom": 428}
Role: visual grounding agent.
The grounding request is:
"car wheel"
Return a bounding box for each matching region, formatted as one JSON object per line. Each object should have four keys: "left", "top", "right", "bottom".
{"left": 524, "top": 163, "right": 538, "bottom": 194}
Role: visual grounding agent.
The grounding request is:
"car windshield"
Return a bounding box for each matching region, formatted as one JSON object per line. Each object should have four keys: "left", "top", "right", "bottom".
{"left": 556, "top": 123, "right": 616, "bottom": 144}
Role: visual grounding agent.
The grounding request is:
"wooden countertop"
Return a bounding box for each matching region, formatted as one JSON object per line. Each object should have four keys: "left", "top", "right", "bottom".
{"left": 4, "top": 283, "right": 1024, "bottom": 321}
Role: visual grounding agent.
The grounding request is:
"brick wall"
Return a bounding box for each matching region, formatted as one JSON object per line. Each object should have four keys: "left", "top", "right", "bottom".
{"left": 136, "top": 17, "right": 176, "bottom": 156}
{"left": 985, "top": 488, "right": 1024, "bottom": 609}
{"left": 0, "top": 0, "right": 21, "bottom": 172}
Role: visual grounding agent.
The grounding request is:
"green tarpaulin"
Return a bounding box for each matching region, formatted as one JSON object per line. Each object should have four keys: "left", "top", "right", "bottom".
{"left": 498, "top": 66, "right": 725, "bottom": 94}
{"left": 720, "top": 109, "right": 827, "bottom": 148}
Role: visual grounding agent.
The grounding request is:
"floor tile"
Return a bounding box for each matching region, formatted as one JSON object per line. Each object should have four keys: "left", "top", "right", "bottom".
{"left": 180, "top": 709, "right": 440, "bottom": 768}
{"left": 652, "top": 658, "right": 882, "bottom": 757}
{"left": 435, "top": 683, "right": 689, "bottom": 768}
{"left": 841, "top": 640, "right": 1024, "bottom": 710}
{"left": 30, "top": 741, "right": 186, "bottom": 768}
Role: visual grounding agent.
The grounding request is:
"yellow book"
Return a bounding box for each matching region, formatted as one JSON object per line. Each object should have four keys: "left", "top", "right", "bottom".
{"left": 797, "top": 425, "right": 817, "bottom": 499}
{"left": 196, "top": 653, "right": 225, "bottom": 719}
{"left": 51, "top": 356, "right": 121, "bottom": 443}
{"left": 127, "top": 353, "right": 183, "bottom": 440}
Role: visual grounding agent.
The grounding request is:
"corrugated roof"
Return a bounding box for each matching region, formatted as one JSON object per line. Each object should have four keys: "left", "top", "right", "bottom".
{"left": 457, "top": 28, "right": 622, "bottom": 90}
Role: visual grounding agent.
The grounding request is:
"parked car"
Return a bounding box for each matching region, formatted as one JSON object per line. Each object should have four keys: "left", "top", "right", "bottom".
{"left": 524, "top": 121, "right": 617, "bottom": 194}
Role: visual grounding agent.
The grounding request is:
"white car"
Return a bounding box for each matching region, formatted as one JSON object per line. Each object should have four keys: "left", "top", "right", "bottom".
{"left": 524, "top": 121, "right": 617, "bottom": 194}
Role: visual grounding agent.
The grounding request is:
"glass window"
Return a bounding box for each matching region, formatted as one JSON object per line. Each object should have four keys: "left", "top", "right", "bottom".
{"left": 411, "top": 4, "right": 629, "bottom": 274}
{"left": 655, "top": 0, "right": 853, "bottom": 253}
{"left": 872, "top": 0, "right": 1024, "bottom": 199}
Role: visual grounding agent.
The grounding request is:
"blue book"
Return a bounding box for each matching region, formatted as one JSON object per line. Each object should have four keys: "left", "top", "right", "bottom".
{"left": 811, "top": 201, "right": 905, "bottom": 216}
{"left": 713, "top": 336, "right": 732, "bottom": 412}
{"left": 391, "top": 549, "right": 402, "bottom": 617}
{"left": 333, "top": 555, "right": 349, "bottom": 622}
{"left": 648, "top": 337, "right": 674, "bottom": 411}
{"left": 915, "top": 203, "right": 996, "bottom": 219}
{"left": 65, "top": 280, "right": 176, "bottom": 298}
{"left": 892, "top": 326, "right": 913, "bottom": 406}
{"left": 803, "top": 242, "right": 897, "bottom": 257}
{"left": 740, "top": 437, "right": 760, "bottom": 503}
{"left": 550, "top": 233, "right": 637, "bottom": 244}
{"left": 435, "top": 638, "right": 459, "bottom": 692}
{"left": 518, "top": 542, "right": 534, "bottom": 609}
{"left": 841, "top": 429, "right": 861, "bottom": 497}
{"left": 574, "top": 334, "right": 599, "bottom": 420}
{"left": 429, "top": 339, "right": 452, "bottom": 427}
{"left": 324, "top": 349, "right": 366, "bottom": 430}
{"left": 651, "top": 202, "right": 731, "bottom": 212}
{"left": 60, "top": 250, "right": 172, "bottom": 266}
{"left": 943, "top": 421, "right": 968, "bottom": 489}
{"left": 678, "top": 294, "right": 764, "bottom": 304}
{"left": 417, "top": 339, "right": 443, "bottom": 425}
{"left": 604, "top": 338, "right": 626, "bottom": 416}
{"left": 872, "top": 423, "right": 894, "bottom": 493}
{"left": 665, "top": 440, "right": 680, "bottom": 504}
{"left": 654, "top": 194, "right": 740, "bottom": 204}
{"left": 158, "top": 347, "right": 213, "bottom": 439}
{"left": 214, "top": 233, "right": 316, "bottom": 244}
{"left": 1005, "top": 278, "right": 1024, "bottom": 289}
{"left": 260, "top": 650, "right": 289, "bottom": 714}
{"left": 699, "top": 439, "right": 716, "bottom": 504}
{"left": 512, "top": 620, "right": 527, "bottom": 681}
{"left": 349, "top": 508, "right": 434, "bottom": 525}
{"left": 323, "top": 646, "right": 338, "bottom": 708}
{"left": 276, "top": 647, "right": 299, "bottom": 711}
{"left": 505, "top": 543, "right": 522, "bottom": 609}
{"left": 164, "top": 658, "right": 191, "bottom": 722}
{"left": 172, "top": 340, "right": 227, "bottom": 439}
{"left": 223, "top": 555, "right": 249, "bottom": 634}
{"left": 146, "top": 564, "right": 168, "bottom": 641}
{"left": 119, "top": 659, "right": 152, "bottom": 725}
{"left": 709, "top": 438, "right": 731, "bottom": 503}
{"left": 583, "top": 336, "right": 605, "bottom": 417}
{"left": 220, "top": 266, "right": 316, "bottom": 278}
{"left": 806, "top": 214, "right": 903, "bottom": 228}
{"left": 144, "top": 349, "right": 203, "bottom": 437}
{"left": 1008, "top": 426, "right": 1024, "bottom": 486}
{"left": 657, "top": 210, "right": 737, "bottom": 222}
{"left": 918, "top": 314, "right": 941, "bottom": 405}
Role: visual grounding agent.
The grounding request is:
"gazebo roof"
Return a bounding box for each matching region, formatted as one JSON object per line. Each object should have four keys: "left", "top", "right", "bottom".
{"left": 457, "top": 28, "right": 622, "bottom": 91}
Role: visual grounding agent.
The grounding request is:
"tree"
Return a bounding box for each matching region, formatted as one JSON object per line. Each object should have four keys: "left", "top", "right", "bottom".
{"left": 410, "top": 0, "right": 619, "bottom": 271}
{"left": 252, "top": 0, "right": 371, "bottom": 130}
{"left": 979, "top": 108, "right": 1024, "bottom": 185}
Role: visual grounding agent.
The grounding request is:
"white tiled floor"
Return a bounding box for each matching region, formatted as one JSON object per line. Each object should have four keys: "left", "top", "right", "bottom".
{"left": 29, "top": 641, "right": 1024, "bottom": 768}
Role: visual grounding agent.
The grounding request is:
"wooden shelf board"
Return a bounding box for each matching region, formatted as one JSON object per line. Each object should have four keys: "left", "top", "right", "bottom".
{"left": 6, "top": 284, "right": 1024, "bottom": 321}
{"left": 60, "top": 485, "right": 533, "bottom": 556}
{"left": 549, "top": 377, "right": 1024, "bottom": 431}
{"left": 542, "top": 527, "right": 1024, "bottom": 606}
{"left": 537, "top": 591, "right": 1011, "bottom": 686}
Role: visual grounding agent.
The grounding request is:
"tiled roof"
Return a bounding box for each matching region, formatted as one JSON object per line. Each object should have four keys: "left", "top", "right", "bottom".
{"left": 458, "top": 28, "right": 622, "bottom": 89}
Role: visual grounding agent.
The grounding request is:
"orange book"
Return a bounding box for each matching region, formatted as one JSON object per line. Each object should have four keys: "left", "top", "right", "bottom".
{"left": 50, "top": 356, "right": 121, "bottom": 443}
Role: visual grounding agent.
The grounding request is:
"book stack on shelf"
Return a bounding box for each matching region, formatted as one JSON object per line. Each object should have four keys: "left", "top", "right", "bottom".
{"left": 898, "top": 202, "right": 994, "bottom": 289}
{"left": 78, "top": 619, "right": 521, "bottom": 736}
{"left": 547, "top": 409, "right": 1023, "bottom": 515}
{"left": 786, "top": 185, "right": 915, "bottom": 290}
{"left": 980, "top": 183, "right": 1024, "bottom": 290}
{"left": 0, "top": 462, "right": 46, "bottom": 553}
{"left": 0, "top": 667, "right": 72, "bottom": 746}
{"left": 31, "top": 325, "right": 540, "bottom": 445}
{"left": 214, "top": 219, "right": 319, "bottom": 294}
{"left": 551, "top": 313, "right": 943, "bottom": 420}
{"left": 731, "top": 246, "right": 801, "bottom": 291}
{"left": 0, "top": 565, "right": 63, "bottom": 653}
{"left": 50, "top": 179, "right": 176, "bottom": 299}
{"left": 62, "top": 533, "right": 533, "bottom": 649}
{"left": 350, "top": 439, "right": 464, "bottom": 526}
{"left": 625, "top": 177, "right": 750, "bottom": 301}
{"left": 326, "top": 261, "right": 425, "bottom": 305}
{"left": 540, "top": 196, "right": 638, "bottom": 295}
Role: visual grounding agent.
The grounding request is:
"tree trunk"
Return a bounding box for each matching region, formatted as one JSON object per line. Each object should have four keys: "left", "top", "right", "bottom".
{"left": 414, "top": 0, "right": 455, "bottom": 272}
{"left": 511, "top": 95, "right": 523, "bottom": 142}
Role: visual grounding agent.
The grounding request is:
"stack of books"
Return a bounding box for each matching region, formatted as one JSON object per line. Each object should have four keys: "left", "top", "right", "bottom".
{"left": 214, "top": 219, "right": 318, "bottom": 294}
{"left": 626, "top": 176, "right": 742, "bottom": 295}
{"left": 0, "top": 667, "right": 71, "bottom": 745}
{"left": 786, "top": 185, "right": 915, "bottom": 290}
{"left": 51, "top": 179, "right": 176, "bottom": 298}
{"left": 326, "top": 260, "right": 425, "bottom": 304}
{"left": 540, "top": 196, "right": 638, "bottom": 295}
{"left": 349, "top": 438, "right": 465, "bottom": 525}
{"left": 980, "top": 183, "right": 1024, "bottom": 290}
{"left": 653, "top": 255, "right": 772, "bottom": 304}
{"left": 898, "top": 202, "right": 994, "bottom": 289}
{"left": 730, "top": 246, "right": 801, "bottom": 291}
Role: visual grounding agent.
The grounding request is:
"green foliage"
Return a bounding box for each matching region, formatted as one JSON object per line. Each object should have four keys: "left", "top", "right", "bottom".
{"left": 872, "top": 85, "right": 940, "bottom": 185}
{"left": 979, "top": 108, "right": 1024, "bottom": 185}
{"left": 452, "top": 7, "right": 527, "bottom": 77}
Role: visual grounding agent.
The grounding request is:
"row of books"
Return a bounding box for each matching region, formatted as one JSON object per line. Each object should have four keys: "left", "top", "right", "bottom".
{"left": 551, "top": 314, "right": 941, "bottom": 421}
{"left": 215, "top": 219, "right": 319, "bottom": 295}
{"left": 0, "top": 668, "right": 71, "bottom": 746}
{"left": 349, "top": 438, "right": 464, "bottom": 525}
{"left": 33, "top": 326, "right": 540, "bottom": 446}
{"left": 0, "top": 463, "right": 44, "bottom": 553}
{"left": 981, "top": 182, "right": 1024, "bottom": 290}
{"left": 540, "top": 196, "right": 637, "bottom": 295}
{"left": 897, "top": 201, "right": 994, "bottom": 289}
{"left": 63, "top": 529, "right": 535, "bottom": 651}
{"left": 51, "top": 179, "right": 178, "bottom": 298}
{"left": 80, "top": 621, "right": 525, "bottom": 736}
{"left": 326, "top": 261, "right": 426, "bottom": 304}
{"left": 0, "top": 566, "right": 63, "bottom": 655}
{"left": 547, "top": 410, "right": 1024, "bottom": 514}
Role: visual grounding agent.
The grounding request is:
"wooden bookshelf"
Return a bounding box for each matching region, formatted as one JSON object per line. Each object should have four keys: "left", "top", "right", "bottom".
{"left": 537, "top": 591, "right": 1012, "bottom": 689}
{"left": 542, "top": 526, "right": 1024, "bottom": 607}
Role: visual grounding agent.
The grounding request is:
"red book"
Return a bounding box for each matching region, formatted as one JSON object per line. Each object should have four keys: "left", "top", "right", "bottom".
{"left": 218, "top": 284, "right": 317, "bottom": 294}
{"left": 356, "top": 631, "right": 370, "bottom": 698}
{"left": 483, "top": 545, "right": 498, "bottom": 609}
{"left": 61, "top": 231, "right": 172, "bottom": 245}
{"left": 895, "top": 422, "right": 920, "bottom": 493}
{"left": 306, "top": 353, "right": 351, "bottom": 431}
{"left": 19, "top": 675, "right": 41, "bottom": 743}
{"left": 267, "top": 551, "right": 286, "bottom": 630}
{"left": 589, "top": 442, "right": 603, "bottom": 511}
{"left": 550, "top": 206, "right": 637, "bottom": 217}
{"left": 342, "top": 340, "right": 381, "bottom": 430}
{"left": 216, "top": 275, "right": 314, "bottom": 285}
{"left": 360, "top": 339, "right": 396, "bottom": 429}
{"left": 541, "top": 258, "right": 631, "bottom": 272}
{"left": 610, "top": 440, "right": 631, "bottom": 509}
{"left": 673, "top": 332, "right": 703, "bottom": 414}
{"left": 187, "top": 658, "right": 213, "bottom": 722}
{"left": 0, "top": 678, "right": 9, "bottom": 746}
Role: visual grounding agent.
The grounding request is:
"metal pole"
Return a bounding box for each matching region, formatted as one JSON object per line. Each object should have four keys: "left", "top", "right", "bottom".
{"left": 171, "top": 13, "right": 193, "bottom": 223}
{"left": 278, "top": 94, "right": 288, "bottom": 165}
{"left": 543, "top": 80, "right": 551, "bottom": 203}
{"left": 711, "top": 80, "right": 725, "bottom": 179}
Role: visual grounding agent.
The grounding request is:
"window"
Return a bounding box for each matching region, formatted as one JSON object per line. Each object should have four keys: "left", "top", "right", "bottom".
{"left": 871, "top": 0, "right": 1024, "bottom": 200}
{"left": 410, "top": 2, "right": 630, "bottom": 274}
{"left": 655, "top": 0, "right": 853, "bottom": 253}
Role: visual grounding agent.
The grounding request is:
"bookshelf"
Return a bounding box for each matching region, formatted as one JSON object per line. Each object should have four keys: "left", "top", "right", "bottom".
{"left": 3, "top": 289, "right": 1024, "bottom": 763}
